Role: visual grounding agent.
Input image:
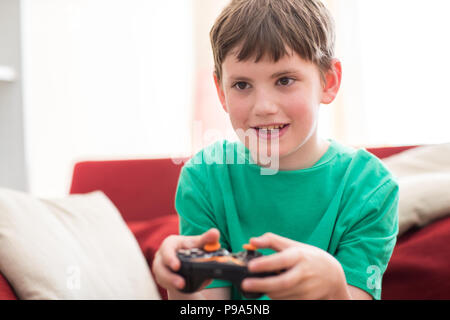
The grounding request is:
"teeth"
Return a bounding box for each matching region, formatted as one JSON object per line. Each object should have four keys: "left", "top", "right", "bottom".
{"left": 257, "top": 124, "right": 286, "bottom": 130}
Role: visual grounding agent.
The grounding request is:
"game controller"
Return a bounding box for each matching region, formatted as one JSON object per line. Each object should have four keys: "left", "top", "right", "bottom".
{"left": 175, "top": 241, "right": 280, "bottom": 299}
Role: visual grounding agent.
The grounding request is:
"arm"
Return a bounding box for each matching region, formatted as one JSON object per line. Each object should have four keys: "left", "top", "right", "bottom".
{"left": 167, "top": 158, "right": 232, "bottom": 299}
{"left": 168, "top": 287, "right": 231, "bottom": 300}
{"left": 334, "top": 178, "right": 399, "bottom": 300}
{"left": 241, "top": 178, "right": 398, "bottom": 300}
{"left": 240, "top": 233, "right": 375, "bottom": 300}
{"left": 348, "top": 285, "right": 372, "bottom": 300}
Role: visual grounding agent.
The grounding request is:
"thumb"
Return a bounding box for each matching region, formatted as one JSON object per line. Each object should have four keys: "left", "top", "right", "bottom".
{"left": 186, "top": 228, "right": 221, "bottom": 249}
{"left": 250, "top": 232, "right": 298, "bottom": 252}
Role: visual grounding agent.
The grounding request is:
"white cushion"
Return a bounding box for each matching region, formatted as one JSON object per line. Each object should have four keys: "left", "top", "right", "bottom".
{"left": 0, "top": 189, "right": 160, "bottom": 300}
{"left": 383, "top": 143, "right": 450, "bottom": 236}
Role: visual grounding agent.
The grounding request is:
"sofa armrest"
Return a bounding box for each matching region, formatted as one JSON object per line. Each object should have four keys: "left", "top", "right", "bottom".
{"left": 382, "top": 215, "right": 450, "bottom": 299}
{"left": 127, "top": 215, "right": 179, "bottom": 300}
{"left": 70, "top": 158, "right": 188, "bottom": 223}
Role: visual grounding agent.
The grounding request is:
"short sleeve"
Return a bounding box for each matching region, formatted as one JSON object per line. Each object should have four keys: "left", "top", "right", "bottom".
{"left": 335, "top": 178, "right": 399, "bottom": 300}
{"left": 175, "top": 162, "right": 216, "bottom": 236}
{"left": 175, "top": 160, "right": 232, "bottom": 291}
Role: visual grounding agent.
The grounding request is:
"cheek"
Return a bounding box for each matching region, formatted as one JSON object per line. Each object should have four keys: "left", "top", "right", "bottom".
{"left": 285, "top": 81, "right": 322, "bottom": 121}
{"left": 286, "top": 98, "right": 315, "bottom": 126}
{"left": 225, "top": 96, "right": 249, "bottom": 125}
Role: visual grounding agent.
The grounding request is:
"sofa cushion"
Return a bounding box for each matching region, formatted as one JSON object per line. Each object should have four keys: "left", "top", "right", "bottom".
{"left": 382, "top": 143, "right": 450, "bottom": 178}
{"left": 395, "top": 173, "right": 450, "bottom": 235}
{"left": 382, "top": 215, "right": 450, "bottom": 299}
{"left": 0, "top": 188, "right": 160, "bottom": 299}
{"left": 0, "top": 273, "right": 17, "bottom": 300}
{"left": 382, "top": 143, "right": 450, "bottom": 235}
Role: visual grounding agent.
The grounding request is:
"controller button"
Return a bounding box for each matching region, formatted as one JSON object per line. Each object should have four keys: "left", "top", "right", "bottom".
{"left": 203, "top": 241, "right": 221, "bottom": 252}
{"left": 243, "top": 243, "right": 257, "bottom": 251}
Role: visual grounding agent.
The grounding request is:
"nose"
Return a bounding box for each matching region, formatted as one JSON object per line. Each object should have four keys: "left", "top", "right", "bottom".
{"left": 253, "top": 90, "right": 279, "bottom": 116}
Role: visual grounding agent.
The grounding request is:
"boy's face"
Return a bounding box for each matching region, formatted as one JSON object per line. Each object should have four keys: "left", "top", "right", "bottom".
{"left": 213, "top": 47, "right": 341, "bottom": 166}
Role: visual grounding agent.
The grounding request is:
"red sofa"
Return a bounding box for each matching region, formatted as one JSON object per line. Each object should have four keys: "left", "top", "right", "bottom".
{"left": 1, "top": 146, "right": 450, "bottom": 300}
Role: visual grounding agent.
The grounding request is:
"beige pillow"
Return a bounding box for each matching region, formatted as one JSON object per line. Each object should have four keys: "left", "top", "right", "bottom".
{"left": 383, "top": 143, "right": 450, "bottom": 178}
{"left": 0, "top": 188, "right": 160, "bottom": 300}
{"left": 383, "top": 143, "right": 450, "bottom": 236}
{"left": 396, "top": 173, "right": 450, "bottom": 235}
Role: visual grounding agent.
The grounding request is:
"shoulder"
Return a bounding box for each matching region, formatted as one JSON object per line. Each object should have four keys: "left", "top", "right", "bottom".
{"left": 331, "top": 142, "right": 399, "bottom": 241}
{"left": 330, "top": 141, "right": 399, "bottom": 209}
{"left": 180, "top": 139, "right": 240, "bottom": 181}
{"left": 175, "top": 142, "right": 228, "bottom": 203}
{"left": 333, "top": 140, "right": 397, "bottom": 186}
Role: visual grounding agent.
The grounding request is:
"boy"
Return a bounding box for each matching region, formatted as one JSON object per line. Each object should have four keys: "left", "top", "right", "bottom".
{"left": 152, "top": 0, "right": 398, "bottom": 300}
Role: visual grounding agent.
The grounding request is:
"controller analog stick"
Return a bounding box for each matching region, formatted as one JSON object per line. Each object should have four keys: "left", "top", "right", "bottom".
{"left": 203, "top": 241, "right": 221, "bottom": 252}
{"left": 243, "top": 243, "right": 257, "bottom": 251}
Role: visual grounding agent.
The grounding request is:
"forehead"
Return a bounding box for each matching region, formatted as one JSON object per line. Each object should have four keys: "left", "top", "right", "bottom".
{"left": 222, "top": 47, "right": 317, "bottom": 80}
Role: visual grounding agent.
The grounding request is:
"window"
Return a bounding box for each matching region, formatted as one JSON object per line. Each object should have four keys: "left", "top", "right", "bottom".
{"left": 321, "top": 0, "right": 450, "bottom": 146}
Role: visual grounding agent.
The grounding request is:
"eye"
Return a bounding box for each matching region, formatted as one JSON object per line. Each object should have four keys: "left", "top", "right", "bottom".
{"left": 233, "top": 81, "right": 250, "bottom": 91}
{"left": 277, "top": 77, "right": 295, "bottom": 86}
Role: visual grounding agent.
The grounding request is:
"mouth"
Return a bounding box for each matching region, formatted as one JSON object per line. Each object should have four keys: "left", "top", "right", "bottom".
{"left": 251, "top": 123, "right": 290, "bottom": 140}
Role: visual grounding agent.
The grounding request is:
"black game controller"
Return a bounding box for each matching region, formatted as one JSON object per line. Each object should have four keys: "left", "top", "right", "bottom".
{"left": 175, "top": 242, "right": 280, "bottom": 299}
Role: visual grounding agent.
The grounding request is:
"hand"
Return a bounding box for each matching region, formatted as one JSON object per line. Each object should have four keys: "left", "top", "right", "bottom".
{"left": 152, "top": 228, "right": 220, "bottom": 292}
{"left": 241, "top": 233, "right": 351, "bottom": 300}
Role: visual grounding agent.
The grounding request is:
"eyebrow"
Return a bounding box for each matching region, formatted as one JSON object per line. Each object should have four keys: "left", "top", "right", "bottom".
{"left": 229, "top": 69, "right": 301, "bottom": 82}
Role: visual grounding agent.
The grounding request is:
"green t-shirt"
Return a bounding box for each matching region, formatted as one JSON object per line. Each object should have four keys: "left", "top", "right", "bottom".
{"left": 175, "top": 139, "right": 399, "bottom": 300}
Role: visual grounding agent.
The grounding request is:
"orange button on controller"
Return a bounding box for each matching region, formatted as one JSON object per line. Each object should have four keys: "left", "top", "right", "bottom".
{"left": 203, "top": 241, "right": 221, "bottom": 252}
{"left": 243, "top": 243, "right": 257, "bottom": 251}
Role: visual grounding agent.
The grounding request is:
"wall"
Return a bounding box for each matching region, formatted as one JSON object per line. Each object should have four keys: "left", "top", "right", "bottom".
{"left": 21, "top": 0, "right": 194, "bottom": 197}
{"left": 0, "top": 0, "right": 28, "bottom": 191}
{"left": 191, "top": 0, "right": 235, "bottom": 154}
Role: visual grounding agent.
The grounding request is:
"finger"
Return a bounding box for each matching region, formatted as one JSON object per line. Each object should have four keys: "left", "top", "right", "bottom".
{"left": 184, "top": 228, "right": 221, "bottom": 249}
{"left": 153, "top": 252, "right": 186, "bottom": 290}
{"left": 159, "top": 235, "right": 184, "bottom": 271}
{"left": 248, "top": 247, "right": 302, "bottom": 273}
{"left": 199, "top": 228, "right": 221, "bottom": 245}
{"left": 161, "top": 229, "right": 220, "bottom": 271}
{"left": 268, "top": 277, "right": 316, "bottom": 300}
{"left": 250, "top": 232, "right": 299, "bottom": 252}
{"left": 241, "top": 264, "right": 302, "bottom": 294}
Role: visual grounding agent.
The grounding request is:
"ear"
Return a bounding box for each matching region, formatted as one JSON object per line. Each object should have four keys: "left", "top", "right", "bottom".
{"left": 213, "top": 72, "right": 228, "bottom": 113}
{"left": 320, "top": 59, "right": 342, "bottom": 105}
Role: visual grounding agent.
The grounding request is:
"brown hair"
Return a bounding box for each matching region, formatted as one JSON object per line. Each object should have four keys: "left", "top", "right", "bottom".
{"left": 210, "top": 0, "right": 336, "bottom": 84}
